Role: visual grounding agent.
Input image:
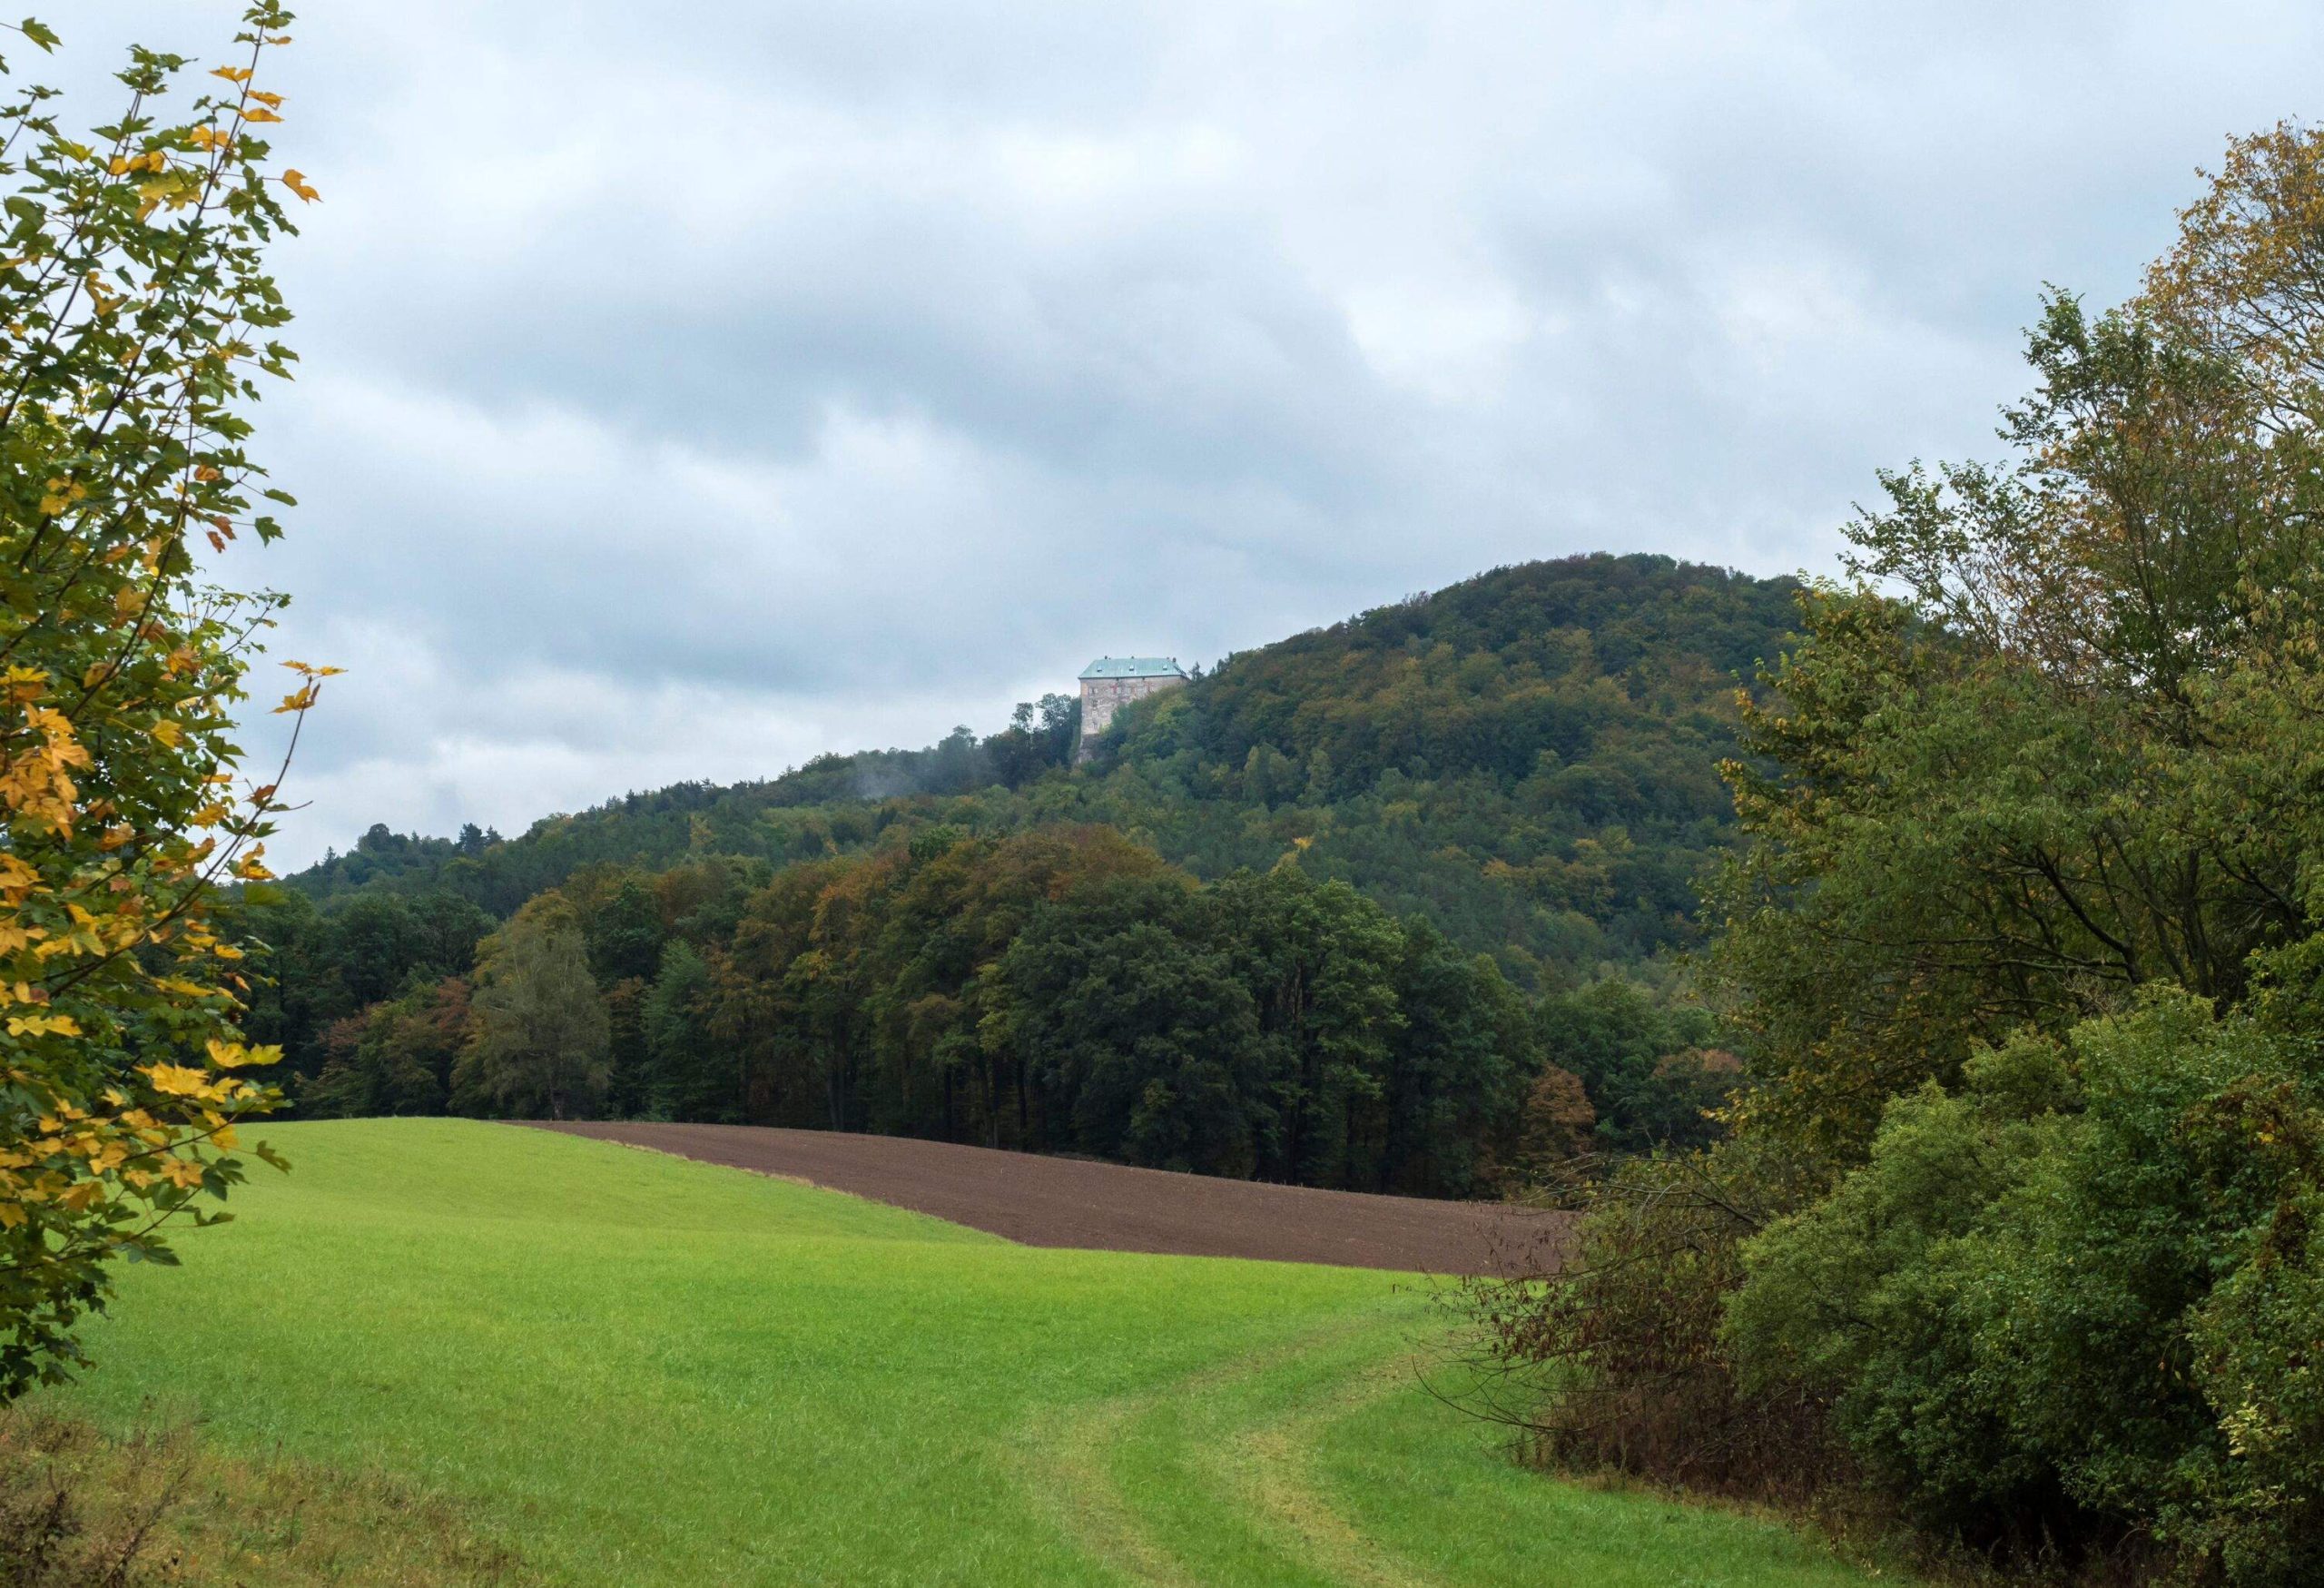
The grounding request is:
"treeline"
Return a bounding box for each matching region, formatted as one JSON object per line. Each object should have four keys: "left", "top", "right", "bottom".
{"left": 283, "top": 695, "right": 1085, "bottom": 914}
{"left": 1470, "top": 128, "right": 2324, "bottom": 1585}
{"left": 238, "top": 829, "right": 1733, "bottom": 1195}
{"left": 280, "top": 556, "right": 1798, "bottom": 989}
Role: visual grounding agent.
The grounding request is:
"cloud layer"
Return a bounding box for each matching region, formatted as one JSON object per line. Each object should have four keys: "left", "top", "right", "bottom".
{"left": 64, "top": 1, "right": 2324, "bottom": 864}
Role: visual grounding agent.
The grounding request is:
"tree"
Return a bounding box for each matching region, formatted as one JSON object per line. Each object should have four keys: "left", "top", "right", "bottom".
{"left": 407, "top": 891, "right": 493, "bottom": 982}
{"left": 1535, "top": 978, "right": 1723, "bottom": 1153}
{"left": 455, "top": 895, "right": 609, "bottom": 1119}
{"left": 1467, "top": 125, "right": 2324, "bottom": 1583}
{"left": 0, "top": 5, "right": 320, "bottom": 1398}
{"left": 601, "top": 975, "right": 652, "bottom": 1118}
{"left": 581, "top": 872, "right": 665, "bottom": 986}
{"left": 300, "top": 977, "right": 468, "bottom": 1119}
{"left": 643, "top": 940, "right": 719, "bottom": 1119}
{"left": 994, "top": 876, "right": 1268, "bottom": 1176}
{"left": 322, "top": 891, "right": 423, "bottom": 1008}
{"left": 1713, "top": 275, "right": 2324, "bottom": 1160}
{"left": 1217, "top": 863, "right": 1406, "bottom": 1188}
{"left": 988, "top": 693, "right": 1078, "bottom": 787}
{"left": 233, "top": 886, "right": 344, "bottom": 1085}
{"left": 1729, "top": 993, "right": 2324, "bottom": 1577}
{"left": 1502, "top": 1063, "right": 1595, "bottom": 1183}
{"left": 1380, "top": 919, "right": 1533, "bottom": 1195}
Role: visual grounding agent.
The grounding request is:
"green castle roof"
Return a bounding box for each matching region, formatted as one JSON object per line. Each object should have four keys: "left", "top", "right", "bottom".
{"left": 1079, "top": 656, "right": 1186, "bottom": 681}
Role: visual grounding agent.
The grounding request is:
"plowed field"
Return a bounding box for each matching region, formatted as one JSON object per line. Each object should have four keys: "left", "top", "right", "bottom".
{"left": 533, "top": 1120, "right": 1563, "bottom": 1275}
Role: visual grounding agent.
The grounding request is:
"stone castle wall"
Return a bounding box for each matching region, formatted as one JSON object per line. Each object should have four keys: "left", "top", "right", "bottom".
{"left": 1078, "top": 673, "right": 1185, "bottom": 755}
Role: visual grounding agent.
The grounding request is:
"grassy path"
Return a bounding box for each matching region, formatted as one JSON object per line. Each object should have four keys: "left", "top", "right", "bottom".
{"left": 1020, "top": 1311, "right": 1866, "bottom": 1588}
{"left": 38, "top": 1119, "right": 1900, "bottom": 1586}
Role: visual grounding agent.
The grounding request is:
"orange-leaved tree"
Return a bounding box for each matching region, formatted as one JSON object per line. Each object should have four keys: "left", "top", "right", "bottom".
{"left": 0, "top": 4, "right": 324, "bottom": 1398}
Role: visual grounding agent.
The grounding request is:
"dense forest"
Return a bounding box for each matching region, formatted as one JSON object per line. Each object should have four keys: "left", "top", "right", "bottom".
{"left": 234, "top": 553, "right": 1782, "bottom": 1183}
{"left": 283, "top": 555, "right": 1796, "bottom": 985}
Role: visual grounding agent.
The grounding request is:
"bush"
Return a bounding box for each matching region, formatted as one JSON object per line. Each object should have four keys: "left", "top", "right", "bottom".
{"left": 1458, "top": 1144, "right": 1833, "bottom": 1496}
{"left": 1469, "top": 123, "right": 2324, "bottom": 1585}
{"left": 1728, "top": 991, "right": 2324, "bottom": 1582}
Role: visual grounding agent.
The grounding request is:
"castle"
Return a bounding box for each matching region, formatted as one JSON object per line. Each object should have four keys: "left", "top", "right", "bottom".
{"left": 1078, "top": 656, "right": 1187, "bottom": 760}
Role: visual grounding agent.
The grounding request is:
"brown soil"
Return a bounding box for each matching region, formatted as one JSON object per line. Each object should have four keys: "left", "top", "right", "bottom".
{"left": 530, "top": 1121, "right": 1566, "bottom": 1277}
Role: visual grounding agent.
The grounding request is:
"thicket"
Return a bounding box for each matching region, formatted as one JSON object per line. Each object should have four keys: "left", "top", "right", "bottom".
{"left": 1462, "top": 124, "right": 2324, "bottom": 1584}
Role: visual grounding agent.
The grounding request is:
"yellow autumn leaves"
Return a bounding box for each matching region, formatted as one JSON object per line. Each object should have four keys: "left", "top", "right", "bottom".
{"left": 66, "top": 54, "right": 326, "bottom": 224}
{"left": 275, "top": 657, "right": 345, "bottom": 715}
{"left": 0, "top": 0, "right": 308, "bottom": 1398}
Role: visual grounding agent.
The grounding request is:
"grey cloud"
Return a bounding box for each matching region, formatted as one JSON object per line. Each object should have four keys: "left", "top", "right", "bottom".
{"left": 59, "top": 0, "right": 2324, "bottom": 866}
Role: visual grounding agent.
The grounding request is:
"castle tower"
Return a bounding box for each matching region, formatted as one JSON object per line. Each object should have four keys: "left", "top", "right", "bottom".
{"left": 1078, "top": 656, "right": 1187, "bottom": 760}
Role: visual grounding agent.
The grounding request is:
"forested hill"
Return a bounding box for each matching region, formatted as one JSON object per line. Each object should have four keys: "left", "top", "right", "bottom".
{"left": 281, "top": 553, "right": 1798, "bottom": 985}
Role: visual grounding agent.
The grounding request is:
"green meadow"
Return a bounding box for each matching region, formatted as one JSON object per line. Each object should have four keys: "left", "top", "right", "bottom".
{"left": 43, "top": 1119, "right": 1897, "bottom": 1586}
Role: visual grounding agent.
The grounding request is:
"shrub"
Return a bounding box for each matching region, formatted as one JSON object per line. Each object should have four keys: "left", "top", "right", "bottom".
{"left": 1458, "top": 1143, "right": 1833, "bottom": 1496}
{"left": 1728, "top": 991, "right": 2324, "bottom": 1581}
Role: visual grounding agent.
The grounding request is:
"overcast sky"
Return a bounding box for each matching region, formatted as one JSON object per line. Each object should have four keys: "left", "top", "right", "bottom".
{"left": 60, "top": 2, "right": 2324, "bottom": 866}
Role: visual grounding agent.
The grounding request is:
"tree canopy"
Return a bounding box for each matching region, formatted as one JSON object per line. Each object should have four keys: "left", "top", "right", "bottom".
{"left": 1471, "top": 123, "right": 2324, "bottom": 1586}
{"left": 275, "top": 554, "right": 1798, "bottom": 991}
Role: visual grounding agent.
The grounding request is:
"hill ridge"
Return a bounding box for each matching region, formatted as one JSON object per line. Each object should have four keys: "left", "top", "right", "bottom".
{"left": 274, "top": 550, "right": 1798, "bottom": 982}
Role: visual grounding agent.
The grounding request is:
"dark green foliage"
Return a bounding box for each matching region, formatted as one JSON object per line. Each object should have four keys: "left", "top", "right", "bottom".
{"left": 600, "top": 976, "right": 654, "bottom": 1119}
{"left": 275, "top": 555, "right": 1797, "bottom": 987}
{"left": 583, "top": 876, "right": 665, "bottom": 986}
{"left": 1534, "top": 978, "right": 1729, "bottom": 1153}
{"left": 1729, "top": 993, "right": 2324, "bottom": 1579}
{"left": 1209, "top": 865, "right": 1409, "bottom": 1188}
{"left": 1464, "top": 128, "right": 2324, "bottom": 1585}
{"left": 997, "top": 876, "right": 1270, "bottom": 1176}
{"left": 640, "top": 942, "right": 723, "bottom": 1122}
{"left": 987, "top": 865, "right": 1542, "bottom": 1191}
{"left": 1383, "top": 920, "right": 1540, "bottom": 1196}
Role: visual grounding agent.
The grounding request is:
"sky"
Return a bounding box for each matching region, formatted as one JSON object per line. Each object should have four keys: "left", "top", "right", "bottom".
{"left": 54, "top": 1, "right": 2324, "bottom": 867}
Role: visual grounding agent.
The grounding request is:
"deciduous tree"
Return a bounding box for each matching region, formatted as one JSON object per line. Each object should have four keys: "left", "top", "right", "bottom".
{"left": 0, "top": 5, "right": 320, "bottom": 1398}
{"left": 455, "top": 896, "right": 609, "bottom": 1119}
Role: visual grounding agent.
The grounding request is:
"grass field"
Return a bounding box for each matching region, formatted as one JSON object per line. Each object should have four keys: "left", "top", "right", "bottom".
{"left": 35, "top": 1119, "right": 1899, "bottom": 1585}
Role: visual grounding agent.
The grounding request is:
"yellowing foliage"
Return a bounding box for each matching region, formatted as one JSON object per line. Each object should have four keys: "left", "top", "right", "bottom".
{"left": 0, "top": 5, "right": 320, "bottom": 1398}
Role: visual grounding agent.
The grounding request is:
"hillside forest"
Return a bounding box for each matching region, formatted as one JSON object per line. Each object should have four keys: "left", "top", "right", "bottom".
{"left": 10, "top": 7, "right": 2324, "bottom": 1586}
{"left": 232, "top": 554, "right": 1780, "bottom": 1190}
